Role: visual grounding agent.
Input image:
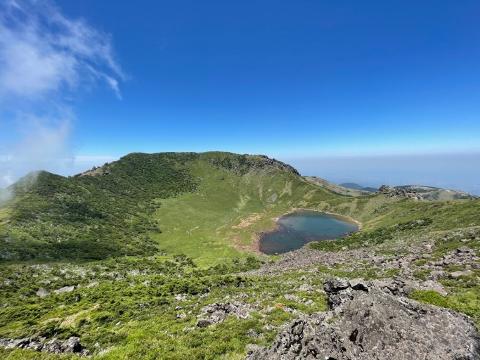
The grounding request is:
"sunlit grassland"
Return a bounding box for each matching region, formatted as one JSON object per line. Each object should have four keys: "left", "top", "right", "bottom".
{"left": 0, "top": 256, "right": 329, "bottom": 360}
{"left": 153, "top": 156, "right": 480, "bottom": 267}
{"left": 152, "top": 159, "right": 342, "bottom": 266}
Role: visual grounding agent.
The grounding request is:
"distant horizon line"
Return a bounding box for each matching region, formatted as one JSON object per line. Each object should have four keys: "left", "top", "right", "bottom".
{"left": 1, "top": 150, "right": 479, "bottom": 196}
{"left": 33, "top": 149, "right": 480, "bottom": 162}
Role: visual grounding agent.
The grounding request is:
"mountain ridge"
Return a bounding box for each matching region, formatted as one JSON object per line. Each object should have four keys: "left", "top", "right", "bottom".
{"left": 0, "top": 152, "right": 319, "bottom": 261}
{"left": 1, "top": 151, "right": 477, "bottom": 262}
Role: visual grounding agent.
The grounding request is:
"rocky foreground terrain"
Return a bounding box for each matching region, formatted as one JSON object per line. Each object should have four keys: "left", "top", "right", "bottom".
{"left": 243, "top": 226, "right": 480, "bottom": 359}
{"left": 247, "top": 278, "right": 480, "bottom": 359}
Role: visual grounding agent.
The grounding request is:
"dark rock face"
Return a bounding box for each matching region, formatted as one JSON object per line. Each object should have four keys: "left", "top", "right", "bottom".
{"left": 0, "top": 336, "right": 88, "bottom": 356}
{"left": 247, "top": 279, "right": 480, "bottom": 360}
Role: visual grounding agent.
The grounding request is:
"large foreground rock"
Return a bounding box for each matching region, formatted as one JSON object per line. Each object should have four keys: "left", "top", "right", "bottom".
{"left": 247, "top": 278, "right": 480, "bottom": 360}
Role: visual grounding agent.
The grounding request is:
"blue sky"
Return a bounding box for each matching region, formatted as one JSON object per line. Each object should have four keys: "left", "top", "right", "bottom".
{"left": 65, "top": 0, "right": 480, "bottom": 157}
{"left": 1, "top": 1, "right": 479, "bottom": 193}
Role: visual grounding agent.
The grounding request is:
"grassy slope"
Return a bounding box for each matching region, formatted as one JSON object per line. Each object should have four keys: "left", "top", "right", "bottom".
{"left": 0, "top": 252, "right": 331, "bottom": 359}
{"left": 153, "top": 156, "right": 343, "bottom": 265}
{"left": 0, "top": 152, "right": 479, "bottom": 359}
{"left": 0, "top": 153, "right": 198, "bottom": 261}
{"left": 0, "top": 151, "right": 347, "bottom": 264}
{"left": 151, "top": 153, "right": 415, "bottom": 266}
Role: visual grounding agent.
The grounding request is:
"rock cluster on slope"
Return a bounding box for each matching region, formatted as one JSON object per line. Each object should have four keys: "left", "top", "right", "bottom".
{"left": 197, "top": 302, "right": 254, "bottom": 328}
{"left": 378, "top": 185, "right": 424, "bottom": 200}
{"left": 378, "top": 184, "right": 477, "bottom": 200}
{"left": 0, "top": 336, "right": 88, "bottom": 356}
{"left": 247, "top": 278, "right": 480, "bottom": 360}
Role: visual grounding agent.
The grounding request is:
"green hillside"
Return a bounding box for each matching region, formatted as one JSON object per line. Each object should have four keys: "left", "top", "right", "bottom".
{"left": 0, "top": 152, "right": 479, "bottom": 359}
{"left": 2, "top": 151, "right": 478, "bottom": 264}
{"left": 0, "top": 151, "right": 366, "bottom": 263}
{"left": 0, "top": 153, "right": 197, "bottom": 261}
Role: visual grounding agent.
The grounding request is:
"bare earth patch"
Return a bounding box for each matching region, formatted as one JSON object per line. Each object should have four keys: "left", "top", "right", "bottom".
{"left": 232, "top": 213, "right": 262, "bottom": 229}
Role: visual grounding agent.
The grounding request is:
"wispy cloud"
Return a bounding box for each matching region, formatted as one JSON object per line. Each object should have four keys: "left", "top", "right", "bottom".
{"left": 0, "top": 0, "right": 124, "bottom": 193}
{"left": 0, "top": 0, "right": 124, "bottom": 100}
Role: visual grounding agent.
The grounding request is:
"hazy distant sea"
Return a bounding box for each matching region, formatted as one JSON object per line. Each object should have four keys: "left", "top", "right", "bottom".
{"left": 284, "top": 152, "right": 480, "bottom": 196}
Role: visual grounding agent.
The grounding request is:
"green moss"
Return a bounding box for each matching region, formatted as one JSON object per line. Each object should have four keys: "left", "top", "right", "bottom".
{"left": 410, "top": 290, "right": 450, "bottom": 308}
{"left": 413, "top": 269, "right": 431, "bottom": 281}
{"left": 411, "top": 279, "right": 480, "bottom": 328}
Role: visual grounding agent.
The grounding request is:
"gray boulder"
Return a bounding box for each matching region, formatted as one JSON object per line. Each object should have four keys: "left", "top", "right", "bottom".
{"left": 61, "top": 337, "right": 83, "bottom": 353}
{"left": 36, "top": 288, "right": 49, "bottom": 298}
{"left": 54, "top": 285, "right": 75, "bottom": 294}
{"left": 0, "top": 336, "right": 87, "bottom": 355}
{"left": 197, "top": 302, "right": 253, "bottom": 327}
{"left": 247, "top": 278, "right": 480, "bottom": 360}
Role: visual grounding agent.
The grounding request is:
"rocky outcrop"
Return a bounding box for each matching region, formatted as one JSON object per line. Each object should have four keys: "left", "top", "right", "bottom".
{"left": 247, "top": 279, "right": 480, "bottom": 360}
{"left": 255, "top": 155, "right": 300, "bottom": 176}
{"left": 378, "top": 184, "right": 477, "bottom": 201}
{"left": 54, "top": 285, "right": 76, "bottom": 294}
{"left": 378, "top": 185, "right": 423, "bottom": 200}
{"left": 36, "top": 287, "right": 49, "bottom": 298}
{"left": 0, "top": 336, "right": 88, "bottom": 356}
{"left": 207, "top": 153, "right": 300, "bottom": 176}
{"left": 77, "top": 163, "right": 112, "bottom": 177}
{"left": 197, "top": 302, "right": 253, "bottom": 328}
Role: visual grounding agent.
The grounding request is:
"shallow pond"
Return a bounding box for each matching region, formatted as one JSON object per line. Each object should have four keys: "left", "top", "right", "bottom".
{"left": 259, "top": 210, "right": 358, "bottom": 254}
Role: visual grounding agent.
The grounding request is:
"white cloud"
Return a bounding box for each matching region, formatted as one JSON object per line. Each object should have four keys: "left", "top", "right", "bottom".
{"left": 0, "top": 0, "right": 124, "bottom": 100}
{"left": 0, "top": 0, "right": 124, "bottom": 194}
{"left": 14, "top": 112, "right": 73, "bottom": 166}
{"left": 0, "top": 111, "right": 74, "bottom": 188}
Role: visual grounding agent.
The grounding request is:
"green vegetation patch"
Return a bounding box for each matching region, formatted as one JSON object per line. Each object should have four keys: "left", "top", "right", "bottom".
{"left": 411, "top": 270, "right": 480, "bottom": 327}
{"left": 1, "top": 153, "right": 198, "bottom": 261}
{"left": 310, "top": 218, "right": 433, "bottom": 252}
{"left": 0, "top": 254, "right": 330, "bottom": 359}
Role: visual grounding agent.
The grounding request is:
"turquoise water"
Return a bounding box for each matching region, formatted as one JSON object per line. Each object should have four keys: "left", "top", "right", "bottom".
{"left": 259, "top": 210, "right": 358, "bottom": 254}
